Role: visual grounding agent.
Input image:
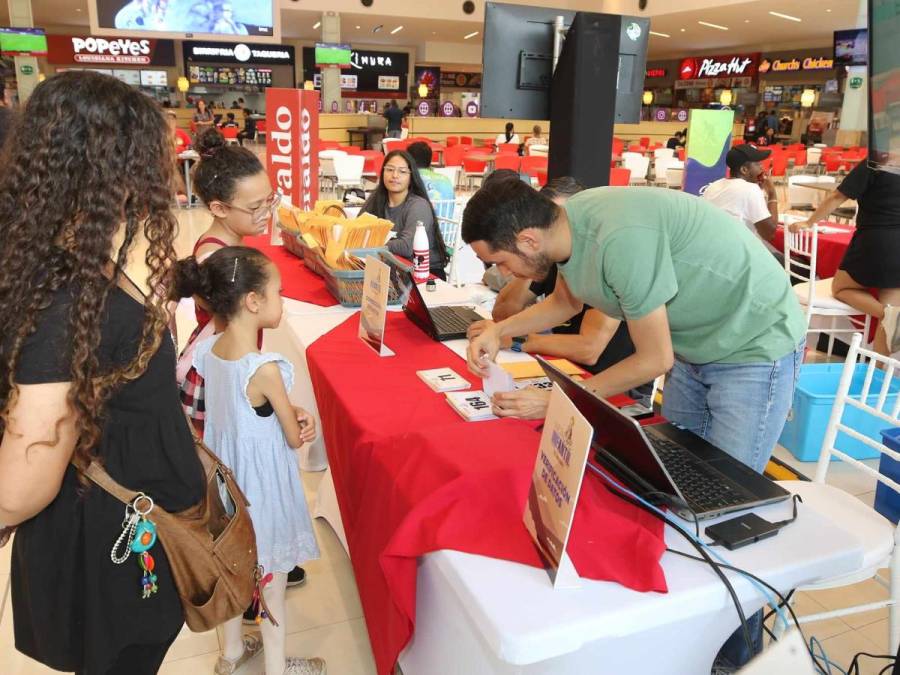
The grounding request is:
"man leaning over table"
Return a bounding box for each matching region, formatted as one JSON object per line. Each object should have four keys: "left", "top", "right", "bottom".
{"left": 461, "top": 181, "right": 806, "bottom": 670}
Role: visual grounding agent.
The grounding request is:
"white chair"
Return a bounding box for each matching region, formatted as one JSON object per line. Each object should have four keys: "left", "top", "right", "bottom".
{"left": 665, "top": 167, "right": 684, "bottom": 190}
{"left": 654, "top": 156, "right": 676, "bottom": 185}
{"left": 621, "top": 151, "right": 642, "bottom": 163}
{"left": 806, "top": 147, "right": 822, "bottom": 168}
{"left": 773, "top": 332, "right": 900, "bottom": 652}
{"left": 653, "top": 147, "right": 675, "bottom": 160}
{"left": 432, "top": 166, "right": 461, "bottom": 189}
{"left": 784, "top": 222, "right": 871, "bottom": 357}
{"left": 319, "top": 158, "right": 338, "bottom": 194}
{"left": 623, "top": 155, "right": 650, "bottom": 185}
{"left": 332, "top": 154, "right": 365, "bottom": 199}
{"left": 787, "top": 175, "right": 823, "bottom": 214}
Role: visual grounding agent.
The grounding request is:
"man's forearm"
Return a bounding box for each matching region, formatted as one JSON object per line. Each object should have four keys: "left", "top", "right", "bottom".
{"left": 580, "top": 351, "right": 668, "bottom": 399}
{"left": 497, "top": 293, "right": 581, "bottom": 339}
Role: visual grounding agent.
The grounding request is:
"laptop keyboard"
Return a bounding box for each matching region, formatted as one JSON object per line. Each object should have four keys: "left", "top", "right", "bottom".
{"left": 430, "top": 306, "right": 478, "bottom": 335}
{"left": 647, "top": 435, "right": 750, "bottom": 512}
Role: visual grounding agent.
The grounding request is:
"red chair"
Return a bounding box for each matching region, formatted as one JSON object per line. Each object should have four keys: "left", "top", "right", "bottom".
{"left": 609, "top": 167, "right": 631, "bottom": 186}
{"left": 461, "top": 156, "right": 487, "bottom": 189}
{"left": 443, "top": 144, "right": 466, "bottom": 168}
{"left": 361, "top": 152, "right": 384, "bottom": 179}
{"left": 319, "top": 140, "right": 342, "bottom": 150}
{"left": 639, "top": 136, "right": 650, "bottom": 147}
{"left": 497, "top": 143, "right": 519, "bottom": 154}
{"left": 677, "top": 148, "right": 686, "bottom": 162}
{"left": 460, "top": 135, "right": 474, "bottom": 145}
{"left": 494, "top": 154, "right": 521, "bottom": 172}
{"left": 824, "top": 156, "right": 845, "bottom": 173}
{"left": 446, "top": 136, "right": 460, "bottom": 147}
{"left": 534, "top": 168, "right": 548, "bottom": 187}
{"left": 793, "top": 150, "right": 807, "bottom": 169}
{"left": 339, "top": 145, "right": 360, "bottom": 153}
{"left": 255, "top": 120, "right": 267, "bottom": 141}
{"left": 220, "top": 126, "right": 239, "bottom": 142}
{"left": 520, "top": 156, "right": 548, "bottom": 177}
{"left": 733, "top": 138, "right": 746, "bottom": 146}
{"left": 628, "top": 144, "right": 644, "bottom": 153}
{"left": 612, "top": 137, "right": 625, "bottom": 156}
{"left": 771, "top": 153, "right": 789, "bottom": 180}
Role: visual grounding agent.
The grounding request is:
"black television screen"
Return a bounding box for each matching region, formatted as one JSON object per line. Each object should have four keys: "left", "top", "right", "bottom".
{"left": 834, "top": 28, "right": 868, "bottom": 66}
{"left": 869, "top": 0, "right": 900, "bottom": 173}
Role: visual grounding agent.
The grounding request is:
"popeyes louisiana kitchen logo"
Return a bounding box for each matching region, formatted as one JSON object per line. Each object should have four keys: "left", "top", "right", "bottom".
{"left": 679, "top": 53, "right": 760, "bottom": 81}
{"left": 46, "top": 35, "right": 175, "bottom": 66}
{"left": 267, "top": 89, "right": 319, "bottom": 214}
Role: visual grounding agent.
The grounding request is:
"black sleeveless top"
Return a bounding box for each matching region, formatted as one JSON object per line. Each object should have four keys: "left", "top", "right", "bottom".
{"left": 10, "top": 284, "right": 205, "bottom": 672}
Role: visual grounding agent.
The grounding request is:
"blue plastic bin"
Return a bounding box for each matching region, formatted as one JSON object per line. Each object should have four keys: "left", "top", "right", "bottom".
{"left": 874, "top": 428, "right": 900, "bottom": 524}
{"left": 778, "top": 363, "right": 900, "bottom": 462}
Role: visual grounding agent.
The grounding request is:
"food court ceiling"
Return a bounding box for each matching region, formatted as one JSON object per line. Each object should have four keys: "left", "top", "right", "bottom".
{"left": 7, "top": 0, "right": 865, "bottom": 58}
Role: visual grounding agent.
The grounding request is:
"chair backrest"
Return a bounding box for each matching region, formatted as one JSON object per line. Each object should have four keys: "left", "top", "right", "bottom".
{"left": 497, "top": 143, "right": 519, "bottom": 154}
{"left": 639, "top": 136, "right": 650, "bottom": 147}
{"left": 382, "top": 138, "right": 402, "bottom": 154}
{"left": 462, "top": 157, "right": 487, "bottom": 172}
{"left": 665, "top": 167, "right": 684, "bottom": 189}
{"left": 623, "top": 155, "right": 649, "bottom": 179}
{"left": 443, "top": 145, "right": 466, "bottom": 167}
{"left": 609, "top": 167, "right": 631, "bottom": 186}
{"left": 654, "top": 147, "right": 675, "bottom": 159}
{"left": 494, "top": 154, "right": 521, "bottom": 172}
{"left": 446, "top": 136, "right": 460, "bottom": 147}
{"left": 771, "top": 153, "right": 790, "bottom": 177}
{"left": 319, "top": 149, "right": 348, "bottom": 160}
{"left": 319, "top": 157, "right": 336, "bottom": 178}
{"left": 333, "top": 154, "right": 365, "bottom": 183}
{"left": 431, "top": 198, "right": 457, "bottom": 221}
{"left": 460, "top": 135, "right": 474, "bottom": 145}
{"left": 255, "top": 120, "right": 267, "bottom": 133}
{"left": 783, "top": 221, "right": 819, "bottom": 319}
{"left": 621, "top": 151, "right": 641, "bottom": 162}
{"left": 814, "top": 332, "right": 900, "bottom": 486}
{"left": 221, "top": 126, "right": 239, "bottom": 139}
{"left": 807, "top": 148, "right": 822, "bottom": 164}
{"left": 520, "top": 156, "right": 548, "bottom": 175}
{"left": 612, "top": 137, "right": 625, "bottom": 156}
{"left": 654, "top": 156, "right": 675, "bottom": 179}
{"left": 677, "top": 148, "right": 686, "bottom": 162}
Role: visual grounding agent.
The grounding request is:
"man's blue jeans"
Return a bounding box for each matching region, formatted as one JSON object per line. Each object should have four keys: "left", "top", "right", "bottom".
{"left": 661, "top": 343, "right": 804, "bottom": 668}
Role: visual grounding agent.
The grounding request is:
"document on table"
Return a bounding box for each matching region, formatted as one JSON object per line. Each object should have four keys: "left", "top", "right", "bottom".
{"left": 483, "top": 361, "right": 515, "bottom": 397}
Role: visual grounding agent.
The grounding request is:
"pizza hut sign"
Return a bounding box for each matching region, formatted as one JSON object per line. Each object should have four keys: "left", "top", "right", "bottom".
{"left": 679, "top": 53, "right": 760, "bottom": 81}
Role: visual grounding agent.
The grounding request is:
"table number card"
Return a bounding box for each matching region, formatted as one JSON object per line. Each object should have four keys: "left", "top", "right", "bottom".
{"left": 358, "top": 255, "right": 394, "bottom": 357}
{"left": 524, "top": 382, "right": 594, "bottom": 588}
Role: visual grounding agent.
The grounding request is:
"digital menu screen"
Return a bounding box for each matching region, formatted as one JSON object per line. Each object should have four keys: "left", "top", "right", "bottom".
{"left": 188, "top": 64, "right": 272, "bottom": 86}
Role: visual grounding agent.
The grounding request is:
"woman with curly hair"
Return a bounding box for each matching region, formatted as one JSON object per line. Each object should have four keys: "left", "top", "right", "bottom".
{"left": 0, "top": 71, "right": 205, "bottom": 673}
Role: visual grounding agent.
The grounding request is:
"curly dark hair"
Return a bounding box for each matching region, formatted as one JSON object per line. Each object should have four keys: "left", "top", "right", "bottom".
{"left": 0, "top": 70, "right": 178, "bottom": 473}
{"left": 171, "top": 246, "right": 272, "bottom": 320}
{"left": 192, "top": 128, "right": 264, "bottom": 206}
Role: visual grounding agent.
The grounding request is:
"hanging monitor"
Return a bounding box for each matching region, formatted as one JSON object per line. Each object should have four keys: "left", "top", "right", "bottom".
{"left": 0, "top": 27, "right": 48, "bottom": 56}
{"left": 89, "top": 0, "right": 280, "bottom": 43}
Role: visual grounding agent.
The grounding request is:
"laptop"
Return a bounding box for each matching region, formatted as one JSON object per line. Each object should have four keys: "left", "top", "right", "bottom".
{"left": 536, "top": 356, "right": 790, "bottom": 520}
{"left": 397, "top": 267, "right": 482, "bottom": 341}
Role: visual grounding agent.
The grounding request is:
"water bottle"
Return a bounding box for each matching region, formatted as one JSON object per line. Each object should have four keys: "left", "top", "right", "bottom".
{"left": 413, "top": 221, "right": 430, "bottom": 283}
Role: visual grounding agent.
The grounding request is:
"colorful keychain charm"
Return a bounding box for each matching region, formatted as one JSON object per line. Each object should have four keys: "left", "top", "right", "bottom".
{"left": 110, "top": 493, "right": 159, "bottom": 599}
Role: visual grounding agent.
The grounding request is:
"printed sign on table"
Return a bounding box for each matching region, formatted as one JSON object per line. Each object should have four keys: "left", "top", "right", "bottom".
{"left": 524, "top": 383, "right": 594, "bottom": 588}
{"left": 682, "top": 109, "right": 734, "bottom": 197}
{"left": 358, "top": 256, "right": 394, "bottom": 357}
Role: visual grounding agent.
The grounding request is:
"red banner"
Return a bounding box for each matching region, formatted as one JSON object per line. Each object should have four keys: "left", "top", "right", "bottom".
{"left": 266, "top": 88, "right": 319, "bottom": 212}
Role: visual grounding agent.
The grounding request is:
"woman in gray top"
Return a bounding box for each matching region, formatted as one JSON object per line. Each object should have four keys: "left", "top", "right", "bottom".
{"left": 362, "top": 150, "right": 449, "bottom": 278}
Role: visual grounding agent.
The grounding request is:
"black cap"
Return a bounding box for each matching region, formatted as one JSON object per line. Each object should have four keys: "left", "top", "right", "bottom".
{"left": 726, "top": 144, "right": 771, "bottom": 174}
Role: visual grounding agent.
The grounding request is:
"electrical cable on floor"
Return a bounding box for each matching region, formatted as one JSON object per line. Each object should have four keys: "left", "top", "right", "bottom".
{"left": 846, "top": 651, "right": 897, "bottom": 675}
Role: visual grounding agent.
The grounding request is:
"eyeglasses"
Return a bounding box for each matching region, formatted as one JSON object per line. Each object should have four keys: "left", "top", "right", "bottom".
{"left": 223, "top": 189, "right": 281, "bottom": 222}
{"left": 383, "top": 166, "right": 411, "bottom": 176}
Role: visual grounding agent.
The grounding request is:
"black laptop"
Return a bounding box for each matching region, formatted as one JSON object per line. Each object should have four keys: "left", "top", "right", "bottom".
{"left": 536, "top": 357, "right": 790, "bottom": 520}
{"left": 397, "top": 268, "right": 482, "bottom": 341}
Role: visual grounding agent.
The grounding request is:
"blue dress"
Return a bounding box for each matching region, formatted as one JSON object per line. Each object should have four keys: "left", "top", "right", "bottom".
{"left": 194, "top": 335, "right": 319, "bottom": 574}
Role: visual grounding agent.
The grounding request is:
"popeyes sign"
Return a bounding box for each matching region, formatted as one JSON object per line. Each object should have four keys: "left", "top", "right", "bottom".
{"left": 46, "top": 34, "right": 175, "bottom": 66}
{"left": 266, "top": 88, "right": 319, "bottom": 214}
{"left": 679, "top": 53, "right": 760, "bottom": 81}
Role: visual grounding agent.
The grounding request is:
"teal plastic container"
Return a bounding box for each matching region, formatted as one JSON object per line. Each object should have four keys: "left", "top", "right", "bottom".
{"left": 778, "top": 363, "right": 900, "bottom": 462}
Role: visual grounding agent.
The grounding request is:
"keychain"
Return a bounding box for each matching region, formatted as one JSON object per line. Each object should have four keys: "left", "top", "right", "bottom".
{"left": 248, "top": 567, "right": 274, "bottom": 624}
{"left": 110, "top": 493, "right": 159, "bottom": 599}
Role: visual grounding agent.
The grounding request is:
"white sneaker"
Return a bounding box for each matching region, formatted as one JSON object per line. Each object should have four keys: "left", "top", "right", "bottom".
{"left": 283, "top": 657, "right": 327, "bottom": 675}
{"left": 883, "top": 305, "right": 900, "bottom": 354}
{"left": 214, "top": 634, "right": 264, "bottom": 675}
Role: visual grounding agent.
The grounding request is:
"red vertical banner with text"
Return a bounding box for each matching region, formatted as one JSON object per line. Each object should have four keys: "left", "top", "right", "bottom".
{"left": 266, "top": 88, "right": 319, "bottom": 216}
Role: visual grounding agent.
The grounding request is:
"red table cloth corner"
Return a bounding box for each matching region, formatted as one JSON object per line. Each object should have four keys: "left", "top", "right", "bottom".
{"left": 306, "top": 312, "right": 667, "bottom": 675}
{"left": 245, "top": 234, "right": 337, "bottom": 306}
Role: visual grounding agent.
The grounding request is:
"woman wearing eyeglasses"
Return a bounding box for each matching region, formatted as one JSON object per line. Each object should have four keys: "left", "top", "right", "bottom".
{"left": 362, "top": 149, "right": 449, "bottom": 279}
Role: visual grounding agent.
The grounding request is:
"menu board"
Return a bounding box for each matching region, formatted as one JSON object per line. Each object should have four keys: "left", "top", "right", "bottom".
{"left": 140, "top": 70, "right": 168, "bottom": 87}
{"left": 188, "top": 65, "right": 272, "bottom": 86}
{"left": 112, "top": 69, "right": 141, "bottom": 85}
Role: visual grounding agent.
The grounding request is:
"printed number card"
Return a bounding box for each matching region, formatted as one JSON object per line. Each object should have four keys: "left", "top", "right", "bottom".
{"left": 523, "top": 382, "right": 594, "bottom": 588}
{"left": 358, "top": 256, "right": 394, "bottom": 357}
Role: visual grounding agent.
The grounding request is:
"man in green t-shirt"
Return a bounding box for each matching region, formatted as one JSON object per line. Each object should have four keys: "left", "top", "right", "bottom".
{"left": 462, "top": 181, "right": 806, "bottom": 476}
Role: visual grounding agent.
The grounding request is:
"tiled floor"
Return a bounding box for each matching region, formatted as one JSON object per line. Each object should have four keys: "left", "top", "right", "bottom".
{"left": 0, "top": 182, "right": 895, "bottom": 674}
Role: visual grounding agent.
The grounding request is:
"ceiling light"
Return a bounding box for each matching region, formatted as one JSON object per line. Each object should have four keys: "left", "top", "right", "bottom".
{"left": 698, "top": 21, "right": 728, "bottom": 31}
{"left": 769, "top": 11, "right": 801, "bottom": 22}
{"left": 680, "top": 28, "right": 686, "bottom": 32}
{"left": 649, "top": 31, "right": 670, "bottom": 38}
{"left": 391, "top": 25, "right": 403, "bottom": 34}
{"left": 373, "top": 24, "right": 383, "bottom": 33}
{"left": 744, "top": 19, "right": 750, "bottom": 23}
{"left": 313, "top": 21, "right": 321, "bottom": 29}
{"left": 826, "top": 8, "right": 832, "bottom": 11}
{"left": 464, "top": 31, "right": 479, "bottom": 40}
{"left": 432, "top": 31, "right": 436, "bottom": 35}
{"left": 355, "top": 25, "right": 361, "bottom": 29}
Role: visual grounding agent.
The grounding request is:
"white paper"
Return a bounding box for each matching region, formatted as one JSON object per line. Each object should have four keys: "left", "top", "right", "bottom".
{"left": 483, "top": 361, "right": 515, "bottom": 397}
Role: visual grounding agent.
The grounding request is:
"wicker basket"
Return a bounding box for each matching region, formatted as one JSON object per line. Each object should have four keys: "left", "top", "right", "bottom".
{"left": 306, "top": 247, "right": 410, "bottom": 308}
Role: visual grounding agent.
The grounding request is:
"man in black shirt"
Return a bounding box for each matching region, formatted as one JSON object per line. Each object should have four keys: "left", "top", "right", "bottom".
{"left": 383, "top": 100, "right": 405, "bottom": 139}
{"left": 790, "top": 161, "right": 900, "bottom": 355}
{"left": 468, "top": 176, "right": 653, "bottom": 419}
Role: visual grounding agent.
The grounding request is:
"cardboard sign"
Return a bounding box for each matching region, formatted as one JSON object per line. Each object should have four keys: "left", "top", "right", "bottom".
{"left": 266, "top": 88, "right": 319, "bottom": 223}
{"left": 523, "top": 383, "right": 594, "bottom": 588}
{"left": 358, "top": 256, "right": 394, "bottom": 357}
{"left": 683, "top": 109, "right": 734, "bottom": 197}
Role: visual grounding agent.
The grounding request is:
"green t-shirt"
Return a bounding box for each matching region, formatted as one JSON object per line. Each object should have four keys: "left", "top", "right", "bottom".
{"left": 558, "top": 187, "right": 806, "bottom": 364}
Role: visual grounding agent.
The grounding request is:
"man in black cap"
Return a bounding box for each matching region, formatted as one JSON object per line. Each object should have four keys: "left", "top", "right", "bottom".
{"left": 703, "top": 144, "right": 780, "bottom": 257}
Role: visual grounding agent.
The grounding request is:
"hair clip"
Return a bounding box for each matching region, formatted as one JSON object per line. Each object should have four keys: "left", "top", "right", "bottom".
{"left": 231, "top": 258, "right": 238, "bottom": 283}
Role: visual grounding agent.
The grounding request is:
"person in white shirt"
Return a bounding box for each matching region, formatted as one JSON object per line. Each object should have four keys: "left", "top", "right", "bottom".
{"left": 495, "top": 122, "right": 521, "bottom": 146}
{"left": 703, "top": 144, "right": 780, "bottom": 257}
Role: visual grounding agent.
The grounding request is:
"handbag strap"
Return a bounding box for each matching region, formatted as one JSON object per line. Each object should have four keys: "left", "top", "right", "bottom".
{"left": 82, "top": 461, "right": 143, "bottom": 507}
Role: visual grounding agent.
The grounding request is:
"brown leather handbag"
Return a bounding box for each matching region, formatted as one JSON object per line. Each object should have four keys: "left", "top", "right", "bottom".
{"left": 83, "top": 439, "right": 264, "bottom": 632}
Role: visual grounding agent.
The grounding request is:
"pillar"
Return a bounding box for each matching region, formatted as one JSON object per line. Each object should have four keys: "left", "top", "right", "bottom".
{"left": 7, "top": 0, "right": 39, "bottom": 104}
{"left": 320, "top": 12, "right": 342, "bottom": 114}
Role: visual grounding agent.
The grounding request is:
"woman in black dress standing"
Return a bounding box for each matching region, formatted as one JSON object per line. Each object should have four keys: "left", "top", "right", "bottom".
{"left": 791, "top": 161, "right": 900, "bottom": 355}
{"left": 0, "top": 72, "right": 205, "bottom": 673}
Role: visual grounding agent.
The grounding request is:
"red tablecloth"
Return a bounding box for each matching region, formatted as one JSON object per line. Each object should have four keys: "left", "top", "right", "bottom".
{"left": 245, "top": 235, "right": 337, "bottom": 306}
{"left": 307, "top": 313, "right": 667, "bottom": 675}
{"left": 772, "top": 221, "right": 854, "bottom": 279}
